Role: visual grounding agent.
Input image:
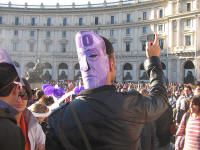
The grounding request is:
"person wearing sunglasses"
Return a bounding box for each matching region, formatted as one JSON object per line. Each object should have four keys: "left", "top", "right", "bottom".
{"left": 0, "top": 49, "right": 25, "bottom": 150}
{"left": 14, "top": 78, "right": 45, "bottom": 150}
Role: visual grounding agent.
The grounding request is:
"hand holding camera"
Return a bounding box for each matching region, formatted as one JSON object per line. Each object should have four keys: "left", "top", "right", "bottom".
{"left": 146, "top": 33, "right": 160, "bottom": 58}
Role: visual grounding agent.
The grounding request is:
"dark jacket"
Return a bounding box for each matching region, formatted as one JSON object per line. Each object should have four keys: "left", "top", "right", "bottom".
{"left": 140, "top": 104, "right": 173, "bottom": 150}
{"left": 155, "top": 104, "right": 173, "bottom": 147}
{"left": 0, "top": 109, "right": 25, "bottom": 150}
{"left": 46, "top": 56, "right": 168, "bottom": 150}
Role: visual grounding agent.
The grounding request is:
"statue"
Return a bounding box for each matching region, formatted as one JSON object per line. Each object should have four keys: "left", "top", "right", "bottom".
{"left": 75, "top": 71, "right": 81, "bottom": 80}
{"left": 42, "top": 70, "right": 52, "bottom": 82}
{"left": 184, "top": 71, "right": 195, "bottom": 84}
{"left": 26, "top": 59, "right": 45, "bottom": 83}
{"left": 139, "top": 72, "right": 149, "bottom": 80}
{"left": 123, "top": 72, "right": 132, "bottom": 81}
{"left": 58, "top": 71, "right": 68, "bottom": 81}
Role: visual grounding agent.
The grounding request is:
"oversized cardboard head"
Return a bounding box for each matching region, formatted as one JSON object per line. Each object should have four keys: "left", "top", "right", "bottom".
{"left": 75, "top": 31, "right": 109, "bottom": 89}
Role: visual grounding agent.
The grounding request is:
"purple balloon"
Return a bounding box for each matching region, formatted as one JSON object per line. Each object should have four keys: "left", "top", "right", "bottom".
{"left": 53, "top": 87, "right": 65, "bottom": 98}
{"left": 42, "top": 84, "right": 52, "bottom": 91}
{"left": 44, "top": 86, "right": 54, "bottom": 95}
{"left": 73, "top": 86, "right": 80, "bottom": 95}
{"left": 79, "top": 86, "right": 84, "bottom": 92}
{"left": 73, "top": 86, "right": 84, "bottom": 95}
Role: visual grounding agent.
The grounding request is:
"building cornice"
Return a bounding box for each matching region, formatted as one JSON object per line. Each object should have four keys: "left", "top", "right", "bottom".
{"left": 0, "top": 0, "right": 164, "bottom": 14}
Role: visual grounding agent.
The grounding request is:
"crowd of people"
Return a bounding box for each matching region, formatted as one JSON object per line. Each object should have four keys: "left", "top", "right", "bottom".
{"left": 0, "top": 31, "right": 200, "bottom": 150}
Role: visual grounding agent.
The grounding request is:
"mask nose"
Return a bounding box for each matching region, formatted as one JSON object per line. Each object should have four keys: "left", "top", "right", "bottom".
{"left": 80, "top": 56, "right": 90, "bottom": 72}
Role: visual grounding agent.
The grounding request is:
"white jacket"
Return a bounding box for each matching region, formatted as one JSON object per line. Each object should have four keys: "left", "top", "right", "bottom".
{"left": 23, "top": 108, "right": 46, "bottom": 150}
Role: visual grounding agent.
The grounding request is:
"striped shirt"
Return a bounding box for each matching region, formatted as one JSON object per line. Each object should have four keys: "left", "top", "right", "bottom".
{"left": 184, "top": 116, "right": 200, "bottom": 150}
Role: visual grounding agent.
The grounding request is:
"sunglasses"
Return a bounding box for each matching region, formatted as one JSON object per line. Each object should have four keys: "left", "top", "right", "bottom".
{"left": 18, "top": 92, "right": 28, "bottom": 100}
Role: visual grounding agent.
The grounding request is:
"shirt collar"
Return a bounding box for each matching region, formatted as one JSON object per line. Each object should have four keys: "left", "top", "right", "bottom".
{"left": 0, "top": 100, "right": 18, "bottom": 115}
{"left": 78, "top": 85, "right": 116, "bottom": 96}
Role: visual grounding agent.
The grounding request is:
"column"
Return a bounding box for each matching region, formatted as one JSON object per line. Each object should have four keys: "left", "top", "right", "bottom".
{"left": 177, "top": 0, "right": 181, "bottom": 13}
{"left": 168, "top": 20, "right": 173, "bottom": 49}
{"left": 195, "top": 16, "right": 199, "bottom": 51}
{"left": 116, "top": 63, "right": 120, "bottom": 82}
{"left": 195, "top": 0, "right": 199, "bottom": 10}
{"left": 151, "top": 9, "right": 155, "bottom": 20}
{"left": 197, "top": 58, "right": 200, "bottom": 80}
{"left": 176, "top": 19, "right": 181, "bottom": 48}
{"left": 20, "top": 61, "right": 25, "bottom": 77}
{"left": 168, "top": 1, "right": 174, "bottom": 16}
{"left": 52, "top": 62, "right": 58, "bottom": 81}
{"left": 119, "top": 62, "right": 124, "bottom": 82}
{"left": 133, "top": 61, "right": 138, "bottom": 81}
{"left": 119, "top": 62, "right": 123, "bottom": 82}
{"left": 195, "top": 16, "right": 199, "bottom": 78}
{"left": 153, "top": 24, "right": 157, "bottom": 32}
{"left": 68, "top": 62, "right": 74, "bottom": 80}
{"left": 167, "top": 60, "right": 172, "bottom": 83}
{"left": 176, "top": 60, "right": 181, "bottom": 83}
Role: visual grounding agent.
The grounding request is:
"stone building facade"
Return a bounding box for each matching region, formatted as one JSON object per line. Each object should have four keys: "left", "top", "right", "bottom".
{"left": 0, "top": 0, "right": 199, "bottom": 83}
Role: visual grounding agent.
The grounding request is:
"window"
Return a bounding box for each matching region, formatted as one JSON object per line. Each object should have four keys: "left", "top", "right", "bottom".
{"left": 159, "top": 25, "right": 163, "bottom": 31}
{"left": 62, "top": 31, "right": 66, "bottom": 38}
{"left": 142, "top": 26, "right": 147, "bottom": 34}
{"left": 159, "top": 39, "right": 164, "bottom": 49}
{"left": 47, "top": 18, "right": 51, "bottom": 26}
{"left": 31, "top": 18, "right": 35, "bottom": 26}
{"left": 110, "top": 29, "right": 114, "bottom": 36}
{"left": 127, "top": 14, "right": 130, "bottom": 23}
{"left": 185, "top": 35, "right": 191, "bottom": 46}
{"left": 187, "top": 3, "right": 191, "bottom": 11}
{"left": 143, "top": 12, "right": 147, "bottom": 20}
{"left": 63, "top": 18, "right": 67, "bottom": 26}
{"left": 159, "top": 9, "right": 163, "bottom": 18}
{"left": 79, "top": 18, "right": 83, "bottom": 25}
{"left": 142, "top": 41, "right": 146, "bottom": 51}
{"left": 0, "top": 17, "right": 2, "bottom": 24}
{"left": 29, "top": 43, "right": 34, "bottom": 52}
{"left": 126, "top": 28, "right": 130, "bottom": 35}
{"left": 13, "top": 43, "right": 18, "bottom": 51}
{"left": 61, "top": 43, "right": 66, "bottom": 52}
{"left": 45, "top": 43, "right": 50, "bottom": 52}
{"left": 95, "top": 17, "right": 98, "bottom": 25}
{"left": 111, "top": 16, "right": 114, "bottom": 24}
{"left": 46, "top": 31, "right": 50, "bottom": 37}
{"left": 30, "top": 31, "right": 34, "bottom": 37}
{"left": 186, "top": 19, "right": 191, "bottom": 27}
{"left": 14, "top": 30, "right": 18, "bottom": 36}
{"left": 15, "top": 17, "right": 19, "bottom": 25}
{"left": 125, "top": 42, "right": 130, "bottom": 52}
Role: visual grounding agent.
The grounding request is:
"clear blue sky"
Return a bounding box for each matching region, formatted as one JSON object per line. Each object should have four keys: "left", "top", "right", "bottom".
{"left": 0, "top": 0, "right": 120, "bottom": 5}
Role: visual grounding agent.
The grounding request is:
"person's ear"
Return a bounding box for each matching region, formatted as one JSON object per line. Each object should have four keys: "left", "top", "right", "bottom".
{"left": 109, "top": 57, "right": 115, "bottom": 72}
{"left": 11, "top": 85, "right": 19, "bottom": 95}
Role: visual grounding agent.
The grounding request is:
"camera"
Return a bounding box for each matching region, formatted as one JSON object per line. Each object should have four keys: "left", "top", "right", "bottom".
{"left": 147, "top": 34, "right": 155, "bottom": 42}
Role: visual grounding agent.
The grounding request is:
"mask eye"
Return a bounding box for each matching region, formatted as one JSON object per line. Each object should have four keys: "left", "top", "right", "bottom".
{"left": 89, "top": 54, "right": 97, "bottom": 58}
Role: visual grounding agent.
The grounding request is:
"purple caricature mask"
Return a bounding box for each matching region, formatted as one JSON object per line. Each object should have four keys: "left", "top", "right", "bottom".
{"left": 75, "top": 31, "right": 109, "bottom": 89}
